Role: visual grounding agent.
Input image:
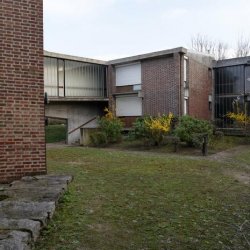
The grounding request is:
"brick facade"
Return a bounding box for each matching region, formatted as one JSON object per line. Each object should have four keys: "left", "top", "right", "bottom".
{"left": 142, "top": 53, "right": 181, "bottom": 116}
{"left": 188, "top": 55, "right": 213, "bottom": 120}
{"left": 0, "top": 0, "right": 46, "bottom": 183}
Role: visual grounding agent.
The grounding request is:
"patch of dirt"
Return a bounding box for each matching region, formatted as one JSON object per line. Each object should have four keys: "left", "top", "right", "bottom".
{"left": 209, "top": 145, "right": 250, "bottom": 185}
{"left": 87, "top": 223, "right": 112, "bottom": 233}
{"left": 224, "top": 170, "right": 250, "bottom": 185}
{"left": 208, "top": 145, "right": 249, "bottom": 163}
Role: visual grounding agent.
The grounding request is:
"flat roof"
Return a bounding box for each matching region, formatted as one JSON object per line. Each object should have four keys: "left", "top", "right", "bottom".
{"left": 108, "top": 47, "right": 187, "bottom": 65}
{"left": 44, "top": 47, "right": 188, "bottom": 66}
{"left": 44, "top": 51, "right": 108, "bottom": 65}
{"left": 214, "top": 56, "right": 250, "bottom": 68}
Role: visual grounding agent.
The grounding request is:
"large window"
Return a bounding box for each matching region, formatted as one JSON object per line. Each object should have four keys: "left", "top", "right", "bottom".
{"left": 116, "top": 95, "right": 142, "bottom": 116}
{"left": 44, "top": 57, "right": 107, "bottom": 98}
{"left": 215, "top": 65, "right": 249, "bottom": 128}
{"left": 115, "top": 63, "right": 141, "bottom": 86}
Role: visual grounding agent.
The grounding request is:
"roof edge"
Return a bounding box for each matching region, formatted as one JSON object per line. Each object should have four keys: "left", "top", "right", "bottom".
{"left": 214, "top": 56, "right": 250, "bottom": 68}
{"left": 44, "top": 50, "right": 108, "bottom": 65}
{"left": 108, "top": 47, "right": 187, "bottom": 65}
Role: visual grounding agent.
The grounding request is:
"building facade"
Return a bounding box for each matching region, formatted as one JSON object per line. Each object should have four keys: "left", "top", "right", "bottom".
{"left": 43, "top": 48, "right": 250, "bottom": 143}
{"left": 44, "top": 51, "right": 108, "bottom": 144}
{"left": 1, "top": 0, "right": 46, "bottom": 183}
{"left": 107, "top": 48, "right": 213, "bottom": 127}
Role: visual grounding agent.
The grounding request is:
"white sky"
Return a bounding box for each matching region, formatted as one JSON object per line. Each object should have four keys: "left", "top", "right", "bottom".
{"left": 44, "top": 0, "right": 250, "bottom": 60}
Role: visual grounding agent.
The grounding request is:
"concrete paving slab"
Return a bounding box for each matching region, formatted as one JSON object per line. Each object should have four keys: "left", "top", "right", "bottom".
{"left": 0, "top": 175, "right": 72, "bottom": 250}
{"left": 0, "top": 230, "right": 31, "bottom": 250}
{"left": 0, "top": 219, "right": 41, "bottom": 241}
{"left": 0, "top": 201, "right": 55, "bottom": 227}
{"left": 0, "top": 175, "right": 72, "bottom": 204}
{"left": 3, "top": 186, "right": 66, "bottom": 203}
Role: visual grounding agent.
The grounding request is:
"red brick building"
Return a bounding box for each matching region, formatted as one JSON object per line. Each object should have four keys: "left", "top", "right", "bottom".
{"left": 0, "top": 0, "right": 46, "bottom": 183}
{"left": 107, "top": 48, "right": 213, "bottom": 127}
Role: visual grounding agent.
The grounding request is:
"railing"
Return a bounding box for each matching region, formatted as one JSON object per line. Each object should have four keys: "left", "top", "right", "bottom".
{"left": 68, "top": 116, "right": 97, "bottom": 135}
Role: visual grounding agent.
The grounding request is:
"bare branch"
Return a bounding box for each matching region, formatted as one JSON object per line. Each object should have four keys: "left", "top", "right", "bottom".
{"left": 236, "top": 35, "right": 250, "bottom": 57}
{"left": 191, "top": 34, "right": 228, "bottom": 60}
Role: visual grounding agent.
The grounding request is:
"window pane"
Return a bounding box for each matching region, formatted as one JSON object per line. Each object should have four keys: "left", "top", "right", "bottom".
{"left": 44, "top": 57, "right": 58, "bottom": 97}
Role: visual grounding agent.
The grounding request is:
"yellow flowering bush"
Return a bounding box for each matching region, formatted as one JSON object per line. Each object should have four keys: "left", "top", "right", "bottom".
{"left": 134, "top": 113, "right": 174, "bottom": 146}
{"left": 99, "top": 108, "right": 123, "bottom": 143}
{"left": 226, "top": 100, "right": 250, "bottom": 129}
{"left": 104, "top": 107, "right": 114, "bottom": 120}
{"left": 227, "top": 112, "right": 250, "bottom": 127}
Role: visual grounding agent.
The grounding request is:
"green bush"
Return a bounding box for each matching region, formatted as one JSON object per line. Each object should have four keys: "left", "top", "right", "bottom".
{"left": 90, "top": 132, "right": 108, "bottom": 146}
{"left": 99, "top": 108, "right": 123, "bottom": 143}
{"left": 174, "top": 116, "right": 213, "bottom": 147}
{"left": 133, "top": 117, "right": 149, "bottom": 139}
{"left": 133, "top": 114, "right": 174, "bottom": 146}
{"left": 213, "top": 130, "right": 224, "bottom": 139}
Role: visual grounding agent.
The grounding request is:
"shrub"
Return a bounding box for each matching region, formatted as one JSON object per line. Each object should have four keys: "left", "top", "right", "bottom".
{"left": 90, "top": 131, "right": 108, "bottom": 146}
{"left": 133, "top": 117, "right": 149, "bottom": 140}
{"left": 99, "top": 108, "right": 123, "bottom": 143}
{"left": 213, "top": 130, "right": 224, "bottom": 139}
{"left": 174, "top": 116, "right": 213, "bottom": 147}
{"left": 163, "top": 135, "right": 180, "bottom": 152}
{"left": 226, "top": 98, "right": 250, "bottom": 134}
{"left": 133, "top": 113, "right": 174, "bottom": 146}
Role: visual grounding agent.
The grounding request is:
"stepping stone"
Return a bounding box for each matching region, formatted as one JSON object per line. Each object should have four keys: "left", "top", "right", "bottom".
{"left": 0, "top": 230, "right": 31, "bottom": 250}
{"left": 0, "top": 201, "right": 55, "bottom": 227}
{"left": 0, "top": 219, "right": 41, "bottom": 241}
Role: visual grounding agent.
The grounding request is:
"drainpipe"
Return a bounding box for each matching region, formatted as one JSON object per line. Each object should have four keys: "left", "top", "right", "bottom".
{"left": 179, "top": 52, "right": 183, "bottom": 116}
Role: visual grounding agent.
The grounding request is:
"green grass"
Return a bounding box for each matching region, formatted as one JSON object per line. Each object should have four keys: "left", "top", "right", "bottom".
{"left": 104, "top": 135, "right": 249, "bottom": 156}
{"left": 235, "top": 150, "right": 250, "bottom": 166}
{"left": 45, "top": 125, "right": 67, "bottom": 143}
{"left": 35, "top": 147, "right": 250, "bottom": 250}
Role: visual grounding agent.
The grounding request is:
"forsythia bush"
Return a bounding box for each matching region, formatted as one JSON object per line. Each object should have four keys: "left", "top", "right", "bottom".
{"left": 134, "top": 113, "right": 174, "bottom": 145}
{"left": 227, "top": 112, "right": 250, "bottom": 127}
{"left": 99, "top": 108, "right": 123, "bottom": 143}
{"left": 226, "top": 99, "right": 250, "bottom": 131}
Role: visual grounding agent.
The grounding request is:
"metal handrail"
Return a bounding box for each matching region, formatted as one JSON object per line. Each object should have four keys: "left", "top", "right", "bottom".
{"left": 68, "top": 116, "right": 97, "bottom": 135}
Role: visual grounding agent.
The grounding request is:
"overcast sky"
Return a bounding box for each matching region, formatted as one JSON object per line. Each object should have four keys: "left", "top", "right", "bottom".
{"left": 44, "top": 0, "right": 250, "bottom": 60}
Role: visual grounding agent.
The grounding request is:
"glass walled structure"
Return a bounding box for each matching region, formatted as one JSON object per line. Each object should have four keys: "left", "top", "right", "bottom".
{"left": 44, "top": 56, "right": 107, "bottom": 98}
{"left": 214, "top": 60, "right": 250, "bottom": 129}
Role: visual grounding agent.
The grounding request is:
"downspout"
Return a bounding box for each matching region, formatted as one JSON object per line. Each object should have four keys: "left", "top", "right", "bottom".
{"left": 179, "top": 53, "right": 183, "bottom": 116}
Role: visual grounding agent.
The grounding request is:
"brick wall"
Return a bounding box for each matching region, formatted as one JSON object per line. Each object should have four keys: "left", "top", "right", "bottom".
{"left": 0, "top": 0, "right": 46, "bottom": 183}
{"left": 142, "top": 54, "right": 181, "bottom": 116}
{"left": 188, "top": 56, "right": 213, "bottom": 120}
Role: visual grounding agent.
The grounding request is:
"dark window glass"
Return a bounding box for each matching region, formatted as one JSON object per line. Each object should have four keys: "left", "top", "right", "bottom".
{"left": 215, "top": 95, "right": 245, "bottom": 128}
{"left": 215, "top": 66, "right": 244, "bottom": 95}
{"left": 245, "top": 66, "right": 250, "bottom": 93}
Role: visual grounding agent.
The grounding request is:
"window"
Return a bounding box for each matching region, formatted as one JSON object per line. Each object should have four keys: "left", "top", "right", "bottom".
{"left": 245, "top": 66, "right": 250, "bottom": 93}
{"left": 116, "top": 95, "right": 142, "bottom": 116}
{"left": 183, "top": 57, "right": 189, "bottom": 115}
{"left": 184, "top": 98, "right": 188, "bottom": 115}
{"left": 116, "top": 63, "right": 141, "bottom": 86}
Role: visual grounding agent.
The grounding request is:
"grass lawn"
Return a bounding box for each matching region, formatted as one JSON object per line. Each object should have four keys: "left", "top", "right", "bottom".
{"left": 104, "top": 135, "right": 250, "bottom": 156}
{"left": 35, "top": 147, "right": 250, "bottom": 250}
{"left": 45, "top": 125, "right": 67, "bottom": 143}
